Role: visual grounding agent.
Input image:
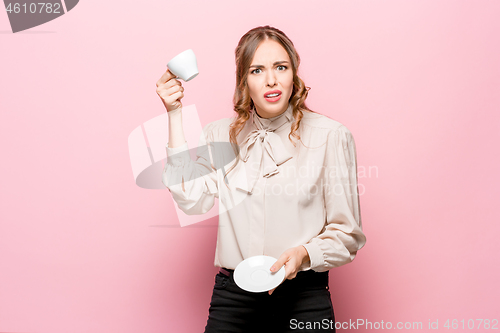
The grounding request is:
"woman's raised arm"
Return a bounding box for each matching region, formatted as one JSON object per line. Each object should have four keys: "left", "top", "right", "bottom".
{"left": 156, "top": 69, "right": 219, "bottom": 215}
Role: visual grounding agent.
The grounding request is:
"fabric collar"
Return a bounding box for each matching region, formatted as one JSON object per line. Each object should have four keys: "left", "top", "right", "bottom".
{"left": 235, "top": 103, "right": 294, "bottom": 194}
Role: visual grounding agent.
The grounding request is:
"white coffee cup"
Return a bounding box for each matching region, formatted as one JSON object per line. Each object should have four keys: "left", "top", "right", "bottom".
{"left": 167, "top": 49, "right": 199, "bottom": 81}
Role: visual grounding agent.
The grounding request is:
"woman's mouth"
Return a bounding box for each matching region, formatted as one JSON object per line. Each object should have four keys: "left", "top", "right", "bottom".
{"left": 264, "top": 90, "right": 282, "bottom": 102}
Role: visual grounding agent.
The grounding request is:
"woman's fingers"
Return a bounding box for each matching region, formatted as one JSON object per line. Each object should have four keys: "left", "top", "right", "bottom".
{"left": 157, "top": 83, "right": 183, "bottom": 99}
{"left": 160, "top": 91, "right": 184, "bottom": 112}
{"left": 156, "top": 69, "right": 177, "bottom": 87}
{"left": 156, "top": 69, "right": 185, "bottom": 112}
{"left": 168, "top": 90, "right": 184, "bottom": 103}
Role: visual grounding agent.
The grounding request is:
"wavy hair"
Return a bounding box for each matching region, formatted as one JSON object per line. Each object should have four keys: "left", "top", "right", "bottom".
{"left": 222, "top": 25, "right": 317, "bottom": 186}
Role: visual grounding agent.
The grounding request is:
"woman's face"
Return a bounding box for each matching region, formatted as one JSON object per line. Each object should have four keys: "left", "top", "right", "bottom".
{"left": 246, "top": 39, "right": 294, "bottom": 118}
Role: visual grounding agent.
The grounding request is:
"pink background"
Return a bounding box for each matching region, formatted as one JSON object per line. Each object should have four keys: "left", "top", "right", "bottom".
{"left": 1, "top": 0, "right": 499, "bottom": 332}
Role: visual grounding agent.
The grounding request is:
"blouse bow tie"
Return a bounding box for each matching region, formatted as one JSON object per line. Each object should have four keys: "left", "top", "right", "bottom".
{"left": 235, "top": 105, "right": 294, "bottom": 194}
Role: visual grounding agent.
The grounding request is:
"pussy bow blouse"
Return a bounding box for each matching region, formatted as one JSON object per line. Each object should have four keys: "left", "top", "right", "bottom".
{"left": 162, "top": 103, "right": 366, "bottom": 272}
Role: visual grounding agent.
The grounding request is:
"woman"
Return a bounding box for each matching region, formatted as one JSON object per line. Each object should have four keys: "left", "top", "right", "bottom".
{"left": 156, "top": 25, "right": 366, "bottom": 333}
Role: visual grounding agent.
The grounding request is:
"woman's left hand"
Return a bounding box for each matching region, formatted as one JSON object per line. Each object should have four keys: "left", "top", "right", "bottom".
{"left": 268, "top": 245, "right": 310, "bottom": 295}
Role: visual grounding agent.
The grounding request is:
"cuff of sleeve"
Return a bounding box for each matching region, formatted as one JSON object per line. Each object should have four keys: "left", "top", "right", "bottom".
{"left": 166, "top": 141, "right": 190, "bottom": 166}
{"left": 300, "top": 242, "right": 324, "bottom": 272}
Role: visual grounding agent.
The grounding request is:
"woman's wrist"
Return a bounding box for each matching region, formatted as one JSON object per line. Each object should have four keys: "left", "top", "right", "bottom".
{"left": 167, "top": 106, "right": 186, "bottom": 149}
{"left": 167, "top": 106, "right": 182, "bottom": 116}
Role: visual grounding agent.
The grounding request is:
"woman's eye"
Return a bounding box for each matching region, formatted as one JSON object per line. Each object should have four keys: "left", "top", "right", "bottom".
{"left": 251, "top": 66, "right": 286, "bottom": 74}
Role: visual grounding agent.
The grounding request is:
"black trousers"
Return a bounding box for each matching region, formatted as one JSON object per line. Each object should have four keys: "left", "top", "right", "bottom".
{"left": 204, "top": 268, "right": 335, "bottom": 333}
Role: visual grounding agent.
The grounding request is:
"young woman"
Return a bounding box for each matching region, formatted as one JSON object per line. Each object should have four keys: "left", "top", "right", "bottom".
{"left": 156, "top": 25, "right": 366, "bottom": 333}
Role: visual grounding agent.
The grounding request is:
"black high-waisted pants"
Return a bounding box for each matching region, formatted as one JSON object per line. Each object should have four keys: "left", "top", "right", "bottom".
{"left": 203, "top": 268, "right": 335, "bottom": 333}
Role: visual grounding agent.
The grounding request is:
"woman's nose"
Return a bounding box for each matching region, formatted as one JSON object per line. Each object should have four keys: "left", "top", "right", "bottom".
{"left": 266, "top": 72, "right": 277, "bottom": 87}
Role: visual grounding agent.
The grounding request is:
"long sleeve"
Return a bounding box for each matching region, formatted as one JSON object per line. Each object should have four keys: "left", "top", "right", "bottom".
{"left": 300, "top": 125, "right": 367, "bottom": 272}
{"left": 162, "top": 123, "right": 219, "bottom": 215}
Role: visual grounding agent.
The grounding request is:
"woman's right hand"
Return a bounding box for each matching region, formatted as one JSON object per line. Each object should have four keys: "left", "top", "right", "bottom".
{"left": 156, "top": 69, "right": 184, "bottom": 112}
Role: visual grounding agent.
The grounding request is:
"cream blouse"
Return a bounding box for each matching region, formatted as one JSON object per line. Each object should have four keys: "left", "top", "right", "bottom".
{"left": 162, "top": 103, "right": 366, "bottom": 272}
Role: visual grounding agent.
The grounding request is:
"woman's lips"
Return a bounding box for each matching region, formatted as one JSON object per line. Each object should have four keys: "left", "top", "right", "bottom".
{"left": 264, "top": 90, "right": 282, "bottom": 102}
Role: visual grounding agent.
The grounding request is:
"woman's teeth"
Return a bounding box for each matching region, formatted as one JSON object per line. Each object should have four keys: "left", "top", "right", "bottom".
{"left": 266, "top": 93, "right": 280, "bottom": 97}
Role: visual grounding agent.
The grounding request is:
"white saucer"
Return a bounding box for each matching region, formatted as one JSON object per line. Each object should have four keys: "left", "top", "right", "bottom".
{"left": 234, "top": 255, "right": 286, "bottom": 293}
